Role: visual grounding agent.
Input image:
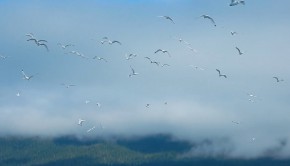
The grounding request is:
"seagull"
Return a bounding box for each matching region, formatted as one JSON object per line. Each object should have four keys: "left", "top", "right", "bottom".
{"left": 78, "top": 119, "right": 85, "bottom": 126}
{"left": 129, "top": 66, "right": 139, "bottom": 77}
{"left": 26, "top": 37, "right": 49, "bottom": 52}
{"left": 247, "top": 93, "right": 257, "bottom": 98}
{"left": 216, "top": 69, "right": 227, "bottom": 78}
{"left": 125, "top": 53, "right": 137, "bottom": 60}
{"left": 146, "top": 104, "right": 150, "bottom": 108}
{"left": 16, "top": 92, "right": 21, "bottom": 97}
{"left": 61, "top": 83, "right": 76, "bottom": 88}
{"left": 232, "top": 121, "right": 240, "bottom": 125}
{"left": 67, "top": 51, "right": 88, "bottom": 59}
{"left": 161, "top": 64, "right": 170, "bottom": 67}
{"left": 157, "top": 15, "right": 175, "bottom": 24}
{"left": 273, "top": 77, "right": 284, "bottom": 82}
{"left": 96, "top": 102, "right": 101, "bottom": 108}
{"left": 57, "top": 43, "right": 74, "bottom": 49}
{"left": 85, "top": 100, "right": 91, "bottom": 104}
{"left": 164, "top": 102, "right": 168, "bottom": 105}
{"left": 144, "top": 57, "right": 159, "bottom": 66}
{"left": 21, "top": 69, "right": 34, "bottom": 80}
{"left": 108, "top": 40, "right": 122, "bottom": 45}
{"left": 93, "top": 56, "right": 107, "bottom": 62}
{"left": 154, "top": 49, "right": 171, "bottom": 57}
{"left": 200, "top": 15, "right": 216, "bottom": 27}
{"left": 231, "top": 31, "right": 238, "bottom": 35}
{"left": 0, "top": 54, "right": 9, "bottom": 59}
{"left": 248, "top": 98, "right": 255, "bottom": 103}
{"left": 186, "top": 46, "right": 198, "bottom": 54}
{"left": 25, "top": 33, "right": 34, "bottom": 38}
{"left": 235, "top": 47, "right": 243, "bottom": 55}
{"left": 87, "top": 126, "right": 96, "bottom": 133}
{"left": 38, "top": 43, "right": 49, "bottom": 52}
{"left": 230, "top": 0, "right": 245, "bottom": 6}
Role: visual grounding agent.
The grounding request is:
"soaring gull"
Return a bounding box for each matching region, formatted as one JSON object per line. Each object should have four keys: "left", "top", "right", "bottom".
{"left": 216, "top": 69, "right": 227, "bottom": 78}
{"left": 200, "top": 15, "right": 216, "bottom": 27}
{"left": 157, "top": 15, "right": 175, "bottom": 24}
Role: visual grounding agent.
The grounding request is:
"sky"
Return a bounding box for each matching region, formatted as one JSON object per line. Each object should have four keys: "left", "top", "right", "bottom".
{"left": 0, "top": 0, "right": 290, "bottom": 159}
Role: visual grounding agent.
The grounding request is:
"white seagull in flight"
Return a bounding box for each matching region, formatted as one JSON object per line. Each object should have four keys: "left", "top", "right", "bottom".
{"left": 273, "top": 77, "right": 284, "bottom": 82}
{"left": 230, "top": 0, "right": 245, "bottom": 6}
{"left": 61, "top": 83, "right": 76, "bottom": 88}
{"left": 93, "top": 56, "right": 107, "bottom": 62}
{"left": 21, "top": 69, "right": 34, "bottom": 80}
{"left": 154, "top": 49, "right": 171, "bottom": 57}
{"left": 125, "top": 53, "right": 137, "bottom": 60}
{"left": 231, "top": 31, "right": 238, "bottom": 35}
{"left": 57, "top": 43, "right": 74, "bottom": 49}
{"left": 200, "top": 15, "right": 216, "bottom": 27}
{"left": 87, "top": 126, "right": 96, "bottom": 133}
{"left": 158, "top": 15, "right": 175, "bottom": 24}
{"left": 129, "top": 66, "right": 139, "bottom": 77}
{"left": 78, "top": 119, "right": 85, "bottom": 126}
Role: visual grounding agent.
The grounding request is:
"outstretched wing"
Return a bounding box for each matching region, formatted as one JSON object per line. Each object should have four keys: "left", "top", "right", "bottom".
{"left": 216, "top": 69, "right": 221, "bottom": 75}
{"left": 154, "top": 49, "right": 162, "bottom": 53}
{"left": 112, "top": 40, "right": 122, "bottom": 45}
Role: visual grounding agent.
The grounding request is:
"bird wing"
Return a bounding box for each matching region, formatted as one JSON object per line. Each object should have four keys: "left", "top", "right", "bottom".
{"left": 27, "top": 38, "right": 38, "bottom": 45}
{"left": 166, "top": 16, "right": 175, "bottom": 24}
{"left": 39, "top": 43, "right": 49, "bottom": 52}
{"left": 216, "top": 69, "right": 221, "bottom": 75}
{"left": 235, "top": 47, "right": 241, "bottom": 54}
{"left": 273, "top": 77, "right": 279, "bottom": 82}
{"left": 203, "top": 15, "right": 216, "bottom": 26}
{"left": 154, "top": 49, "right": 162, "bottom": 53}
{"left": 38, "top": 39, "right": 48, "bottom": 43}
{"left": 112, "top": 41, "right": 122, "bottom": 45}
{"left": 21, "top": 70, "right": 28, "bottom": 77}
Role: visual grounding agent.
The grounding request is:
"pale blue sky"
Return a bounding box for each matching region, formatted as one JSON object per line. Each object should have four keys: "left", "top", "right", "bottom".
{"left": 0, "top": 0, "right": 290, "bottom": 158}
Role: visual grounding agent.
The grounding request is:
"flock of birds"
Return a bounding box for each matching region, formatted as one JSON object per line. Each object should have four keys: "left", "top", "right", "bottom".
{"left": 1, "top": 0, "right": 286, "bottom": 139}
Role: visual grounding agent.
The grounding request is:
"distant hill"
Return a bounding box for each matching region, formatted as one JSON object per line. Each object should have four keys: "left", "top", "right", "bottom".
{"left": 0, "top": 135, "right": 289, "bottom": 166}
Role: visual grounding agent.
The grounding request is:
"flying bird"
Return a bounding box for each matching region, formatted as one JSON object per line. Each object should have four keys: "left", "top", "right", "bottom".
{"left": 154, "top": 49, "right": 171, "bottom": 57}
{"left": 16, "top": 92, "right": 21, "bottom": 97}
{"left": 125, "top": 53, "right": 137, "bottom": 60}
{"left": 216, "top": 69, "right": 227, "bottom": 78}
{"left": 57, "top": 43, "right": 74, "bottom": 49}
{"left": 144, "top": 57, "right": 159, "bottom": 66}
{"left": 109, "top": 40, "right": 122, "bottom": 45}
{"left": 93, "top": 56, "right": 107, "bottom": 62}
{"left": 96, "top": 102, "right": 101, "bottom": 108}
{"left": 232, "top": 121, "right": 240, "bottom": 125}
{"left": 161, "top": 64, "right": 170, "bottom": 67}
{"left": 78, "top": 119, "right": 85, "bottom": 126}
{"left": 61, "top": 83, "right": 76, "bottom": 88}
{"left": 231, "top": 31, "right": 238, "bottom": 35}
{"left": 146, "top": 104, "right": 150, "bottom": 108}
{"left": 235, "top": 47, "right": 243, "bottom": 55}
{"left": 25, "top": 33, "right": 34, "bottom": 38}
{"left": 200, "top": 15, "right": 216, "bottom": 27}
{"left": 27, "top": 37, "right": 49, "bottom": 52}
{"left": 21, "top": 69, "right": 34, "bottom": 80}
{"left": 87, "top": 126, "right": 96, "bottom": 133}
{"left": 129, "top": 66, "right": 139, "bottom": 77}
{"left": 273, "top": 77, "right": 284, "bottom": 82}
{"left": 230, "top": 0, "right": 245, "bottom": 6}
{"left": 0, "top": 54, "right": 9, "bottom": 59}
{"left": 157, "top": 15, "right": 175, "bottom": 24}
